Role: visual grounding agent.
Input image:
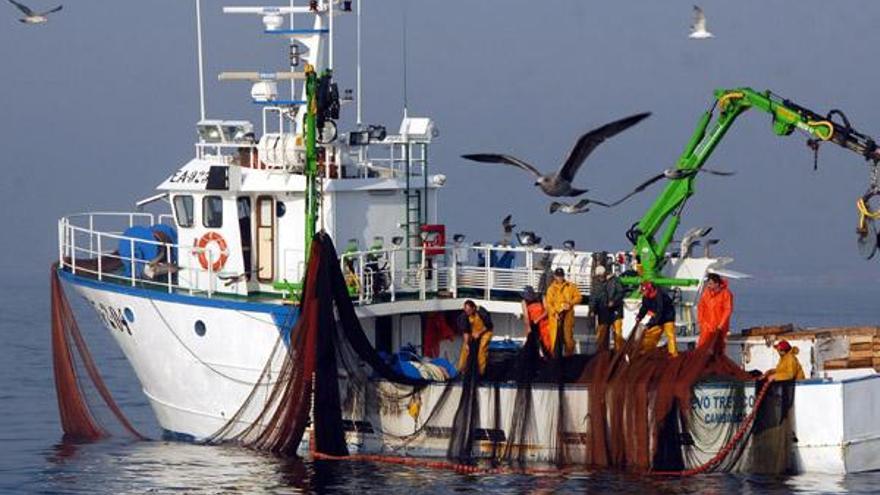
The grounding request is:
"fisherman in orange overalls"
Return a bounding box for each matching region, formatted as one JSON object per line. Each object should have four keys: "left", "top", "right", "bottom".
{"left": 696, "top": 273, "right": 733, "bottom": 355}
{"left": 521, "top": 285, "right": 551, "bottom": 356}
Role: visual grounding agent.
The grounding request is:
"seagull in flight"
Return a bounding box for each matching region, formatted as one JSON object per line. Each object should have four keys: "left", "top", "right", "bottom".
{"left": 689, "top": 5, "right": 713, "bottom": 39}
{"left": 462, "top": 112, "right": 651, "bottom": 197}
{"left": 550, "top": 199, "right": 592, "bottom": 215}
{"left": 7, "top": 0, "right": 61, "bottom": 24}
{"left": 599, "top": 167, "right": 734, "bottom": 207}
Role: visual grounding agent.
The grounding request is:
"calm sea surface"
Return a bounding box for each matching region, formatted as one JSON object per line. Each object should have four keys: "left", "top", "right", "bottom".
{"left": 2, "top": 277, "right": 879, "bottom": 494}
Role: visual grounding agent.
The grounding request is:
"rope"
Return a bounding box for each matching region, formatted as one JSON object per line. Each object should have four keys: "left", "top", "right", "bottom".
{"left": 649, "top": 380, "right": 773, "bottom": 477}
{"left": 311, "top": 451, "right": 570, "bottom": 476}
{"left": 148, "top": 299, "right": 287, "bottom": 386}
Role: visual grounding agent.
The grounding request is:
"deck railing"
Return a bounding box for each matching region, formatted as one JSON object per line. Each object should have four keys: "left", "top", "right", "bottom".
{"left": 340, "top": 244, "right": 605, "bottom": 306}
{"left": 59, "top": 212, "right": 225, "bottom": 297}
{"left": 59, "top": 212, "right": 615, "bottom": 305}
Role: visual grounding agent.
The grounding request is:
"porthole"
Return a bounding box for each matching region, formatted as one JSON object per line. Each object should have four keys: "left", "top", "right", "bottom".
{"left": 194, "top": 320, "right": 207, "bottom": 337}
{"left": 276, "top": 201, "right": 287, "bottom": 218}
{"left": 123, "top": 307, "right": 135, "bottom": 323}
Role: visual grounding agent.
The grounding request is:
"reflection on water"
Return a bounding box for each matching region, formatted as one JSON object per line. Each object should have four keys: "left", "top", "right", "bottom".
{"left": 2, "top": 281, "right": 879, "bottom": 493}
{"left": 26, "top": 438, "right": 872, "bottom": 494}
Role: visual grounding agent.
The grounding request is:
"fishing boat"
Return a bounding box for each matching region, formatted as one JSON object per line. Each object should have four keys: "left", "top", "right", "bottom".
{"left": 54, "top": 2, "right": 880, "bottom": 474}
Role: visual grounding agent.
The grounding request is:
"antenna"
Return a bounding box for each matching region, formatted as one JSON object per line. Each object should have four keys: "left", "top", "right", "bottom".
{"left": 356, "top": 0, "right": 363, "bottom": 126}
{"left": 401, "top": 0, "right": 408, "bottom": 119}
{"left": 288, "top": 0, "right": 296, "bottom": 100}
{"left": 195, "top": 0, "right": 206, "bottom": 121}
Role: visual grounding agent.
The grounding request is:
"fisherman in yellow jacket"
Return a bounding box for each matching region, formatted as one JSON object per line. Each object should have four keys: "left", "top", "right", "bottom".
{"left": 456, "top": 300, "right": 494, "bottom": 376}
{"left": 544, "top": 268, "right": 583, "bottom": 356}
{"left": 763, "top": 339, "right": 806, "bottom": 381}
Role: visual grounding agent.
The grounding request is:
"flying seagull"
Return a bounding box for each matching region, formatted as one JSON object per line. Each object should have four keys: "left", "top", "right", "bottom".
{"left": 7, "top": 0, "right": 61, "bottom": 23}
{"left": 462, "top": 112, "right": 651, "bottom": 197}
{"left": 689, "top": 5, "right": 713, "bottom": 39}
{"left": 502, "top": 214, "right": 516, "bottom": 234}
{"left": 549, "top": 199, "right": 593, "bottom": 215}
{"left": 600, "top": 167, "right": 734, "bottom": 207}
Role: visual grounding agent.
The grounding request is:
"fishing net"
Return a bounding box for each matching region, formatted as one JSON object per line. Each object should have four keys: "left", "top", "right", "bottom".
{"left": 53, "top": 233, "right": 796, "bottom": 475}
{"left": 207, "top": 234, "right": 799, "bottom": 474}
{"left": 50, "top": 264, "right": 147, "bottom": 442}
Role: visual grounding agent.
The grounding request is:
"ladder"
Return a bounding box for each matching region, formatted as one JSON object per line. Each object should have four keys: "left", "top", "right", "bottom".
{"left": 403, "top": 140, "right": 428, "bottom": 268}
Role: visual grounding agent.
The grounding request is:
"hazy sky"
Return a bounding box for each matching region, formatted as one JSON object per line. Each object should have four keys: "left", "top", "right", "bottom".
{"left": 2, "top": 0, "right": 880, "bottom": 288}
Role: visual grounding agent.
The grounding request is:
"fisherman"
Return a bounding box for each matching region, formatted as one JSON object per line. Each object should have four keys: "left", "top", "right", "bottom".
{"left": 763, "top": 340, "right": 805, "bottom": 381}
{"left": 544, "top": 268, "right": 583, "bottom": 356}
{"left": 636, "top": 281, "right": 678, "bottom": 357}
{"left": 456, "top": 300, "right": 494, "bottom": 376}
{"left": 521, "top": 285, "right": 551, "bottom": 356}
{"left": 696, "top": 273, "right": 733, "bottom": 355}
{"left": 589, "top": 265, "right": 625, "bottom": 351}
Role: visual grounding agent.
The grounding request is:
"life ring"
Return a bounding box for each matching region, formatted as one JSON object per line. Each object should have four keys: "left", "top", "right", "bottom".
{"left": 195, "top": 232, "right": 228, "bottom": 272}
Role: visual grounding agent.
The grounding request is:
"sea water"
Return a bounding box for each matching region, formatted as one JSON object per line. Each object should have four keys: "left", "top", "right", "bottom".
{"left": 2, "top": 278, "right": 879, "bottom": 494}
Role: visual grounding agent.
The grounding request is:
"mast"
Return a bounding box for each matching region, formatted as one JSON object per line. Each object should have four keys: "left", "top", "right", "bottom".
{"left": 195, "top": 0, "right": 206, "bottom": 121}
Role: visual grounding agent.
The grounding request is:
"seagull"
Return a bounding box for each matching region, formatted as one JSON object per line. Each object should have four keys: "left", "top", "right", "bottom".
{"left": 502, "top": 214, "right": 516, "bottom": 234}
{"left": 679, "top": 226, "right": 713, "bottom": 258}
{"left": 689, "top": 5, "right": 714, "bottom": 39}
{"left": 549, "top": 199, "right": 593, "bottom": 215}
{"left": 501, "top": 214, "right": 516, "bottom": 245}
{"left": 7, "top": 0, "right": 61, "bottom": 23}
{"left": 516, "top": 231, "right": 542, "bottom": 246}
{"left": 602, "top": 167, "right": 735, "bottom": 207}
{"left": 462, "top": 112, "right": 651, "bottom": 197}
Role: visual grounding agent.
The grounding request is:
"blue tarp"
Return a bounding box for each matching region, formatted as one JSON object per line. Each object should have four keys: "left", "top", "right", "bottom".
{"left": 117, "top": 224, "right": 178, "bottom": 278}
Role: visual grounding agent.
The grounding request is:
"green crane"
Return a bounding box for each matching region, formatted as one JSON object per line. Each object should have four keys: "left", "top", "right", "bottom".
{"left": 620, "top": 87, "right": 880, "bottom": 288}
{"left": 303, "top": 64, "right": 319, "bottom": 261}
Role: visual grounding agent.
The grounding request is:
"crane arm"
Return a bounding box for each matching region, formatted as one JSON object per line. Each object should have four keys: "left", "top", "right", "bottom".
{"left": 621, "top": 87, "right": 880, "bottom": 287}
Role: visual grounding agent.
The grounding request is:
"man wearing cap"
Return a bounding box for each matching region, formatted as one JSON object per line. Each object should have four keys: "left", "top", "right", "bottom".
{"left": 636, "top": 281, "right": 678, "bottom": 357}
{"left": 697, "top": 273, "right": 734, "bottom": 355}
{"left": 763, "top": 340, "right": 805, "bottom": 381}
{"left": 544, "top": 268, "right": 583, "bottom": 356}
{"left": 590, "top": 265, "right": 625, "bottom": 351}
{"left": 521, "top": 286, "right": 551, "bottom": 356}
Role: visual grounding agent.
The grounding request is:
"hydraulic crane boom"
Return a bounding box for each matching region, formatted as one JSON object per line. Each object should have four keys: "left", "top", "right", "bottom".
{"left": 621, "top": 87, "right": 880, "bottom": 287}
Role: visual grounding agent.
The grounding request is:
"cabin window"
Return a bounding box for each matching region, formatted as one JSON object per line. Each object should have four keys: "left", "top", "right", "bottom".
{"left": 203, "top": 195, "right": 223, "bottom": 228}
{"left": 173, "top": 195, "right": 194, "bottom": 228}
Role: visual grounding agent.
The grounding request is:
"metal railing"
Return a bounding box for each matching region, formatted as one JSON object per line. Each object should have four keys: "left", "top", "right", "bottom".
{"left": 340, "top": 244, "right": 605, "bottom": 306}
{"left": 58, "top": 212, "right": 226, "bottom": 297}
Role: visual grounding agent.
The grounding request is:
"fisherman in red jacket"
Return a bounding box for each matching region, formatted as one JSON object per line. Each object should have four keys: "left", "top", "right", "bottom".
{"left": 696, "top": 273, "right": 734, "bottom": 355}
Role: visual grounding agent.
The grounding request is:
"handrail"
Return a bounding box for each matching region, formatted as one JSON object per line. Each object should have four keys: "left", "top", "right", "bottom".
{"left": 59, "top": 213, "right": 227, "bottom": 297}
{"left": 59, "top": 212, "right": 714, "bottom": 326}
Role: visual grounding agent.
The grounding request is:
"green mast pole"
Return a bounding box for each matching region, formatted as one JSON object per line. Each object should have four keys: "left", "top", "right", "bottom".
{"left": 304, "top": 64, "right": 319, "bottom": 260}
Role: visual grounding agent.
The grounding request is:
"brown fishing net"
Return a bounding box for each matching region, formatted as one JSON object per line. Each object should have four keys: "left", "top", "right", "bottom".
{"left": 50, "top": 264, "right": 147, "bottom": 441}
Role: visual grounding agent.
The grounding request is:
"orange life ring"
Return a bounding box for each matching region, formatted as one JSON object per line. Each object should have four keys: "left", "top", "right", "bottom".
{"left": 195, "top": 232, "right": 228, "bottom": 272}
